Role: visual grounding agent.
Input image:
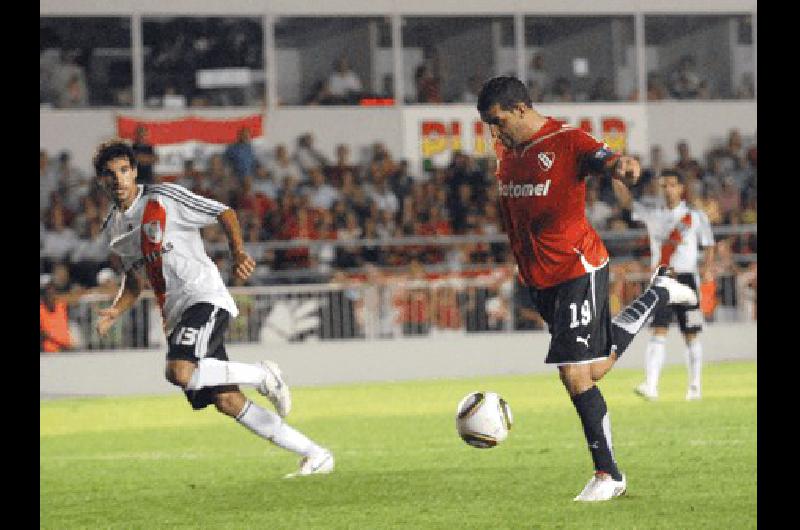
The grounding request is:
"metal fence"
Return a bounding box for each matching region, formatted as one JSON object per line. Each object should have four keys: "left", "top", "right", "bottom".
{"left": 63, "top": 265, "right": 756, "bottom": 351}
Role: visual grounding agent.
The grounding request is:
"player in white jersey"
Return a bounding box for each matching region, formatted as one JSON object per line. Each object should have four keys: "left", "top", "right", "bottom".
{"left": 614, "top": 169, "right": 715, "bottom": 401}
{"left": 93, "top": 140, "right": 333, "bottom": 477}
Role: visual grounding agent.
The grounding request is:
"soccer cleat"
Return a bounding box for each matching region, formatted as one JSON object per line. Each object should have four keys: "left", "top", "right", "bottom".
{"left": 257, "top": 360, "right": 292, "bottom": 418}
{"left": 650, "top": 266, "right": 697, "bottom": 306}
{"left": 634, "top": 382, "right": 658, "bottom": 401}
{"left": 573, "top": 472, "right": 627, "bottom": 502}
{"left": 686, "top": 385, "right": 702, "bottom": 401}
{"left": 284, "top": 449, "right": 335, "bottom": 479}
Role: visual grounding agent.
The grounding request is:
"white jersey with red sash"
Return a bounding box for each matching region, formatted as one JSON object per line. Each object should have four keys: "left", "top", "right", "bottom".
{"left": 632, "top": 200, "right": 714, "bottom": 274}
{"left": 102, "top": 183, "right": 238, "bottom": 335}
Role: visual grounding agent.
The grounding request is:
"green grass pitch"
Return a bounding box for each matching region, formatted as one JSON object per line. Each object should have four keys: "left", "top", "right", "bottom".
{"left": 41, "top": 361, "right": 756, "bottom": 529}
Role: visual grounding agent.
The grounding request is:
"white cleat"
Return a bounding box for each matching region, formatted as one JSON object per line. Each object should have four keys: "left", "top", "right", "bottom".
{"left": 573, "top": 472, "right": 627, "bottom": 502}
{"left": 650, "top": 266, "right": 697, "bottom": 306}
{"left": 284, "top": 449, "right": 335, "bottom": 479}
{"left": 634, "top": 382, "right": 658, "bottom": 401}
{"left": 686, "top": 385, "right": 702, "bottom": 401}
{"left": 257, "top": 360, "right": 292, "bottom": 418}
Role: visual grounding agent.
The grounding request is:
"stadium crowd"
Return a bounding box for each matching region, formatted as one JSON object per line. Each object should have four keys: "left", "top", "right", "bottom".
{"left": 40, "top": 127, "right": 757, "bottom": 350}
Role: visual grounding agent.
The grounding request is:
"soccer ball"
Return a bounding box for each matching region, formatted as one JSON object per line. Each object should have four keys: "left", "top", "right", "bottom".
{"left": 455, "top": 391, "right": 513, "bottom": 448}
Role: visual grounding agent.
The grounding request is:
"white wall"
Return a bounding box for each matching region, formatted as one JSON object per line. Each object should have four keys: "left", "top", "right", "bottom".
{"left": 41, "top": 322, "right": 756, "bottom": 398}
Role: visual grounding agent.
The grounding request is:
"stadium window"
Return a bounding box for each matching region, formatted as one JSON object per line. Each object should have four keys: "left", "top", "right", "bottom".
{"left": 274, "top": 17, "right": 393, "bottom": 107}
{"left": 523, "top": 16, "right": 636, "bottom": 103}
{"left": 141, "top": 17, "right": 265, "bottom": 108}
{"left": 40, "top": 17, "right": 133, "bottom": 108}
{"left": 644, "top": 14, "right": 755, "bottom": 101}
{"left": 401, "top": 16, "right": 515, "bottom": 105}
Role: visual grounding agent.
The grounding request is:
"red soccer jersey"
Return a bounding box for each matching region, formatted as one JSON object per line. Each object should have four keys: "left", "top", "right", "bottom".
{"left": 494, "top": 117, "right": 619, "bottom": 289}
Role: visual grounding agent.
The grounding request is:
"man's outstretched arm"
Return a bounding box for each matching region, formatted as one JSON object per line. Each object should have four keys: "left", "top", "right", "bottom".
{"left": 217, "top": 208, "right": 256, "bottom": 281}
{"left": 96, "top": 271, "right": 142, "bottom": 337}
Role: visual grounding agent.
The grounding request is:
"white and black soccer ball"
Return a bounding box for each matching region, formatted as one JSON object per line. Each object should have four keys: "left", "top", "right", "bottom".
{"left": 455, "top": 391, "right": 513, "bottom": 448}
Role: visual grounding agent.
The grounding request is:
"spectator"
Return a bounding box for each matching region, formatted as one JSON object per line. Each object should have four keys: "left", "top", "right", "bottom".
{"left": 668, "top": 54, "right": 703, "bottom": 99}
{"left": 325, "top": 57, "right": 363, "bottom": 103}
{"left": 369, "top": 176, "right": 399, "bottom": 215}
{"left": 447, "top": 151, "right": 483, "bottom": 196}
{"left": 53, "top": 49, "right": 89, "bottom": 108}
{"left": 132, "top": 125, "right": 158, "bottom": 184}
{"left": 646, "top": 72, "right": 669, "bottom": 100}
{"left": 70, "top": 219, "right": 109, "bottom": 285}
{"left": 260, "top": 144, "right": 304, "bottom": 186}
{"left": 699, "top": 188, "right": 723, "bottom": 226}
{"left": 389, "top": 160, "right": 415, "bottom": 203}
{"left": 251, "top": 167, "right": 278, "bottom": 200}
{"left": 717, "top": 176, "right": 742, "bottom": 223}
{"left": 585, "top": 184, "right": 614, "bottom": 230}
{"left": 223, "top": 127, "right": 258, "bottom": 182}
{"left": 460, "top": 74, "right": 482, "bottom": 103}
{"left": 40, "top": 281, "right": 74, "bottom": 353}
{"left": 589, "top": 77, "right": 617, "bottom": 101}
{"left": 549, "top": 77, "right": 574, "bottom": 102}
{"left": 527, "top": 53, "right": 550, "bottom": 102}
{"left": 294, "top": 133, "right": 329, "bottom": 177}
{"left": 675, "top": 140, "right": 702, "bottom": 177}
{"left": 40, "top": 150, "right": 59, "bottom": 214}
{"left": 415, "top": 64, "right": 442, "bottom": 104}
{"left": 335, "top": 211, "right": 363, "bottom": 269}
{"left": 736, "top": 72, "right": 755, "bottom": 99}
{"left": 304, "top": 168, "right": 340, "bottom": 211}
{"left": 636, "top": 145, "right": 665, "bottom": 194}
{"left": 237, "top": 176, "right": 275, "bottom": 221}
{"left": 54, "top": 151, "right": 89, "bottom": 211}
{"left": 41, "top": 207, "right": 80, "bottom": 265}
{"left": 325, "top": 144, "right": 358, "bottom": 188}
{"left": 174, "top": 159, "right": 201, "bottom": 190}
{"left": 629, "top": 73, "right": 669, "bottom": 101}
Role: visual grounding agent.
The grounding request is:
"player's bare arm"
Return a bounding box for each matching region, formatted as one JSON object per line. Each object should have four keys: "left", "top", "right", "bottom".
{"left": 217, "top": 208, "right": 256, "bottom": 281}
{"left": 97, "top": 271, "right": 142, "bottom": 337}
{"left": 610, "top": 178, "right": 634, "bottom": 210}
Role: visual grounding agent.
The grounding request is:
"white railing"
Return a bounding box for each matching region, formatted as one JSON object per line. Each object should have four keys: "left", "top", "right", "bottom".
{"left": 59, "top": 264, "right": 756, "bottom": 351}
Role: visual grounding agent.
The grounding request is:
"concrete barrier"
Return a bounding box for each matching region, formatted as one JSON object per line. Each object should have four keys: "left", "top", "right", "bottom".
{"left": 40, "top": 322, "right": 756, "bottom": 399}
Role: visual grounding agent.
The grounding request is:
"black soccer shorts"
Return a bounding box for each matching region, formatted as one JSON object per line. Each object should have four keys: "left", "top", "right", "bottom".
{"left": 650, "top": 272, "right": 703, "bottom": 334}
{"left": 166, "top": 302, "right": 233, "bottom": 410}
{"left": 529, "top": 263, "right": 614, "bottom": 365}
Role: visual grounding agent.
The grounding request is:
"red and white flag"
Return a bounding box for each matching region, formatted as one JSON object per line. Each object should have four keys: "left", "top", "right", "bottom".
{"left": 117, "top": 115, "right": 264, "bottom": 178}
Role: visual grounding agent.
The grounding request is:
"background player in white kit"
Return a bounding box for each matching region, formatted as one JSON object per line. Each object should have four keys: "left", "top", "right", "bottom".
{"left": 614, "top": 169, "right": 715, "bottom": 400}
{"left": 93, "top": 140, "right": 334, "bottom": 477}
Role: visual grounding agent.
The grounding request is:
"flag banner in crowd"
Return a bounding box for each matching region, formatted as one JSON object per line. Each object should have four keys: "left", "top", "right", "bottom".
{"left": 117, "top": 115, "right": 265, "bottom": 176}
{"left": 401, "top": 104, "right": 648, "bottom": 176}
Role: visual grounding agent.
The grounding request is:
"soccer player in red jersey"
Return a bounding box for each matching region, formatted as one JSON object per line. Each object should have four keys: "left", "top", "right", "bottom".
{"left": 477, "top": 76, "right": 698, "bottom": 501}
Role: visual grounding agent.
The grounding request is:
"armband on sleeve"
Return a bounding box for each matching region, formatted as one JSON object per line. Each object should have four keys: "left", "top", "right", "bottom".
{"left": 584, "top": 147, "right": 620, "bottom": 175}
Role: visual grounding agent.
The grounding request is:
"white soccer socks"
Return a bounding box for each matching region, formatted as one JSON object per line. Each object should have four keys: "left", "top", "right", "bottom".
{"left": 685, "top": 339, "right": 703, "bottom": 399}
{"left": 186, "top": 358, "right": 266, "bottom": 391}
{"left": 643, "top": 336, "right": 667, "bottom": 395}
{"left": 236, "top": 400, "right": 322, "bottom": 457}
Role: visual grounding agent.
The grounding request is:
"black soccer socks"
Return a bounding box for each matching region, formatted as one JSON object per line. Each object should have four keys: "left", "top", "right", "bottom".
{"left": 571, "top": 385, "right": 623, "bottom": 481}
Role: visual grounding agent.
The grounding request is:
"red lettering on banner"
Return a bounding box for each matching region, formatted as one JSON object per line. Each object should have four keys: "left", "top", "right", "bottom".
{"left": 601, "top": 117, "right": 627, "bottom": 152}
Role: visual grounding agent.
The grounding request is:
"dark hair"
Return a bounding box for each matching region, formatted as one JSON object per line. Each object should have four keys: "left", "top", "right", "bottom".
{"left": 477, "top": 76, "right": 532, "bottom": 114}
{"left": 93, "top": 140, "right": 137, "bottom": 176}
{"left": 660, "top": 168, "right": 685, "bottom": 184}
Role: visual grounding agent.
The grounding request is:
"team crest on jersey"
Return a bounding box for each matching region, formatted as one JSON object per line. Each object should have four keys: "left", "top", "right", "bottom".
{"left": 143, "top": 220, "right": 163, "bottom": 244}
{"left": 538, "top": 152, "right": 555, "bottom": 171}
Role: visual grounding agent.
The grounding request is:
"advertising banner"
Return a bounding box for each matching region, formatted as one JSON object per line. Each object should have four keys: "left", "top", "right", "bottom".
{"left": 401, "top": 104, "right": 648, "bottom": 177}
